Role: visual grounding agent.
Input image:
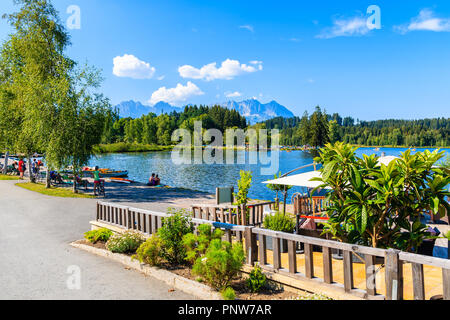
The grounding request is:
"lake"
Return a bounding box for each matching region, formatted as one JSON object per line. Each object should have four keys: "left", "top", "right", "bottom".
{"left": 89, "top": 147, "right": 449, "bottom": 203}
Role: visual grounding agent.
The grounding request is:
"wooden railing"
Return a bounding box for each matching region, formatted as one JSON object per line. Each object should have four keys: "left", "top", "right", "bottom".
{"left": 96, "top": 201, "right": 250, "bottom": 248}
{"left": 191, "top": 201, "right": 276, "bottom": 226}
{"left": 96, "top": 201, "right": 450, "bottom": 300}
{"left": 245, "top": 228, "right": 450, "bottom": 300}
{"left": 293, "top": 194, "right": 330, "bottom": 216}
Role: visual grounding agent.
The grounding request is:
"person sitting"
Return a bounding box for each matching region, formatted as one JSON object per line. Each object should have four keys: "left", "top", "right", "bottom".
{"left": 76, "top": 175, "right": 89, "bottom": 191}
{"left": 154, "top": 175, "right": 161, "bottom": 186}
{"left": 147, "top": 173, "right": 156, "bottom": 186}
{"left": 50, "top": 171, "right": 64, "bottom": 184}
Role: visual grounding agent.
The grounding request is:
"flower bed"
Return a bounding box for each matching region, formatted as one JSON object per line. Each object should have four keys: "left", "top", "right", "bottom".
{"left": 80, "top": 215, "right": 332, "bottom": 301}
{"left": 76, "top": 239, "right": 318, "bottom": 300}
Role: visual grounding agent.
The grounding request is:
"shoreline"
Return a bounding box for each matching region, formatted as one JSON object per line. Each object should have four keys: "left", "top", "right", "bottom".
{"left": 92, "top": 143, "right": 450, "bottom": 155}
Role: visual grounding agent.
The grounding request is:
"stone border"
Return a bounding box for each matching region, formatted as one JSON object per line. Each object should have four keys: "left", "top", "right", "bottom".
{"left": 71, "top": 241, "right": 222, "bottom": 300}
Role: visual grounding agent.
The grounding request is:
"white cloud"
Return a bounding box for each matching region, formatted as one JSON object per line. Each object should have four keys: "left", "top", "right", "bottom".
{"left": 149, "top": 82, "right": 204, "bottom": 106}
{"left": 113, "top": 54, "right": 156, "bottom": 79}
{"left": 317, "top": 16, "right": 370, "bottom": 39}
{"left": 225, "top": 91, "right": 242, "bottom": 98}
{"left": 157, "top": 75, "right": 165, "bottom": 81}
{"left": 239, "top": 25, "right": 254, "bottom": 32}
{"left": 178, "top": 59, "right": 263, "bottom": 81}
{"left": 395, "top": 9, "right": 450, "bottom": 34}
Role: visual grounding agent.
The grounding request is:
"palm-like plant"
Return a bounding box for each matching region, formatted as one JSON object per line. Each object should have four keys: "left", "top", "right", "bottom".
{"left": 312, "top": 142, "right": 450, "bottom": 252}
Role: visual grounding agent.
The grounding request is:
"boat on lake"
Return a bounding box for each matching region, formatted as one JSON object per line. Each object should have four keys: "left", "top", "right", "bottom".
{"left": 82, "top": 167, "right": 129, "bottom": 178}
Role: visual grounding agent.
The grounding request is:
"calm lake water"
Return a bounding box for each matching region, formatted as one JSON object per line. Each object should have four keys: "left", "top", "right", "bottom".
{"left": 89, "top": 147, "right": 449, "bottom": 203}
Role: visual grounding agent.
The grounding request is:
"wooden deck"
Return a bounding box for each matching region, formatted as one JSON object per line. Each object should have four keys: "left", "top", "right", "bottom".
{"left": 264, "top": 247, "right": 444, "bottom": 300}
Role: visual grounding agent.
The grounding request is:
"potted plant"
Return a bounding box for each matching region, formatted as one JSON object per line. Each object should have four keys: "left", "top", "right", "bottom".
{"left": 263, "top": 212, "right": 296, "bottom": 253}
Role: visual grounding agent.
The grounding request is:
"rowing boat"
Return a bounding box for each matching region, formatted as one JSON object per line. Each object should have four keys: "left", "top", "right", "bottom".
{"left": 110, "top": 177, "right": 134, "bottom": 184}
{"left": 82, "top": 167, "right": 129, "bottom": 178}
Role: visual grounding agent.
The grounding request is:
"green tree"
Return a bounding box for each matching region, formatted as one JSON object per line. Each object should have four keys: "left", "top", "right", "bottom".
{"left": 0, "top": 0, "right": 111, "bottom": 189}
{"left": 0, "top": 0, "right": 74, "bottom": 182}
{"left": 234, "top": 170, "right": 252, "bottom": 207}
{"left": 329, "top": 120, "right": 341, "bottom": 143}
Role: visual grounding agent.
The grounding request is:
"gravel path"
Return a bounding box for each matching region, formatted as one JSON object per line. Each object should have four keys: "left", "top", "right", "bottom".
{"left": 0, "top": 180, "right": 201, "bottom": 300}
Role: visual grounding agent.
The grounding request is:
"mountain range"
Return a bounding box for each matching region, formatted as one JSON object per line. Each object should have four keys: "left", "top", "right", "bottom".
{"left": 115, "top": 99, "right": 295, "bottom": 123}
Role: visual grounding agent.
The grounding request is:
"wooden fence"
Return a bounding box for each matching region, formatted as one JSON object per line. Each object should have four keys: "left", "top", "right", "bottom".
{"left": 95, "top": 202, "right": 450, "bottom": 300}
{"left": 191, "top": 201, "right": 276, "bottom": 226}
{"left": 293, "top": 194, "right": 330, "bottom": 216}
{"left": 246, "top": 227, "right": 450, "bottom": 300}
{"left": 96, "top": 201, "right": 250, "bottom": 249}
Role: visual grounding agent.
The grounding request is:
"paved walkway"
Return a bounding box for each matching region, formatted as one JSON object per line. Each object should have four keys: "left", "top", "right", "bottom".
{"left": 0, "top": 180, "right": 196, "bottom": 300}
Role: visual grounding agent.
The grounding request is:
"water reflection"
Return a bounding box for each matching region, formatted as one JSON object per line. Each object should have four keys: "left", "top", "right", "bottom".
{"left": 89, "top": 147, "right": 449, "bottom": 203}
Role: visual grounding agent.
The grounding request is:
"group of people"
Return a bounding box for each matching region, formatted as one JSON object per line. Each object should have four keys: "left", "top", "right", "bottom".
{"left": 11, "top": 158, "right": 42, "bottom": 180}
{"left": 147, "top": 173, "right": 161, "bottom": 186}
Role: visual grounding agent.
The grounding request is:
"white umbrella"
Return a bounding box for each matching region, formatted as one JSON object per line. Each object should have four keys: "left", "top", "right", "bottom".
{"left": 263, "top": 171, "right": 328, "bottom": 189}
{"left": 377, "top": 156, "right": 399, "bottom": 166}
{"left": 264, "top": 157, "right": 400, "bottom": 189}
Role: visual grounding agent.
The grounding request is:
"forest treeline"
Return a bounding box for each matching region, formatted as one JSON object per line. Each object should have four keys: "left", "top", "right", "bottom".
{"left": 264, "top": 108, "right": 450, "bottom": 147}
{"left": 101, "top": 105, "right": 248, "bottom": 146}
{"left": 101, "top": 104, "right": 449, "bottom": 148}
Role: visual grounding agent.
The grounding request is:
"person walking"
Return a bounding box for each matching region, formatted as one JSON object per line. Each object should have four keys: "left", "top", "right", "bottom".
{"left": 18, "top": 158, "right": 25, "bottom": 180}
{"left": 32, "top": 159, "right": 37, "bottom": 176}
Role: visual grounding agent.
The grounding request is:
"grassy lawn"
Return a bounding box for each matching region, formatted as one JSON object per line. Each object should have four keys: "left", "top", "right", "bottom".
{"left": 16, "top": 182, "right": 96, "bottom": 199}
{"left": 93, "top": 142, "right": 173, "bottom": 154}
{"left": 0, "top": 174, "right": 20, "bottom": 181}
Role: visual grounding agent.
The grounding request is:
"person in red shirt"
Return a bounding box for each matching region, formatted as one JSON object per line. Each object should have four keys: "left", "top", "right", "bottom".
{"left": 18, "top": 158, "right": 24, "bottom": 180}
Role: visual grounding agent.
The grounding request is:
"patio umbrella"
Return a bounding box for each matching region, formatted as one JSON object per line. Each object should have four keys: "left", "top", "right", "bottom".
{"left": 263, "top": 156, "right": 400, "bottom": 188}
{"left": 263, "top": 170, "right": 328, "bottom": 189}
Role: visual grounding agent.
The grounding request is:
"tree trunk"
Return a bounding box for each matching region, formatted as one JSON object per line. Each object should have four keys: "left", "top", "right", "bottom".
{"left": 283, "top": 186, "right": 288, "bottom": 214}
{"left": 275, "top": 191, "right": 280, "bottom": 211}
{"left": 3, "top": 151, "right": 9, "bottom": 175}
{"left": 46, "top": 165, "right": 51, "bottom": 188}
{"left": 72, "top": 163, "right": 78, "bottom": 194}
{"left": 73, "top": 178, "right": 77, "bottom": 193}
{"left": 27, "top": 156, "right": 35, "bottom": 183}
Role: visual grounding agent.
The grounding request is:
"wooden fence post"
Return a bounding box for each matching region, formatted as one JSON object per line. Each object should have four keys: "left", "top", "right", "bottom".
{"left": 443, "top": 269, "right": 450, "bottom": 300}
{"left": 385, "top": 249, "right": 403, "bottom": 300}
{"left": 258, "top": 234, "right": 267, "bottom": 266}
{"left": 343, "top": 250, "right": 353, "bottom": 292}
{"left": 244, "top": 227, "right": 257, "bottom": 265}
{"left": 412, "top": 263, "right": 425, "bottom": 300}
{"left": 241, "top": 205, "right": 247, "bottom": 225}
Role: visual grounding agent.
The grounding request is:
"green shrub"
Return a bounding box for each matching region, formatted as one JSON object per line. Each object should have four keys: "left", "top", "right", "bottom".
{"left": 234, "top": 170, "right": 252, "bottom": 207}
{"left": 192, "top": 239, "right": 245, "bottom": 290}
{"left": 84, "top": 228, "right": 113, "bottom": 244}
{"left": 133, "top": 234, "right": 164, "bottom": 266}
{"left": 183, "top": 224, "right": 224, "bottom": 264}
{"left": 105, "top": 230, "right": 145, "bottom": 254}
{"left": 247, "top": 265, "right": 267, "bottom": 293}
{"left": 263, "top": 212, "right": 296, "bottom": 233}
{"left": 444, "top": 231, "right": 450, "bottom": 240}
{"left": 158, "top": 208, "right": 194, "bottom": 265}
{"left": 221, "top": 287, "right": 236, "bottom": 300}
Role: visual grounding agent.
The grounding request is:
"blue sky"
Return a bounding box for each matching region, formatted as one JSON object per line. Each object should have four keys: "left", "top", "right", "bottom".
{"left": 1, "top": 0, "right": 450, "bottom": 120}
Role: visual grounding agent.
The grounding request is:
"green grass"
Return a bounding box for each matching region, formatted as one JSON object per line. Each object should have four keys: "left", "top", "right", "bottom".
{"left": 0, "top": 174, "right": 20, "bottom": 181}
{"left": 16, "top": 183, "right": 95, "bottom": 199}
{"left": 93, "top": 142, "right": 173, "bottom": 154}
